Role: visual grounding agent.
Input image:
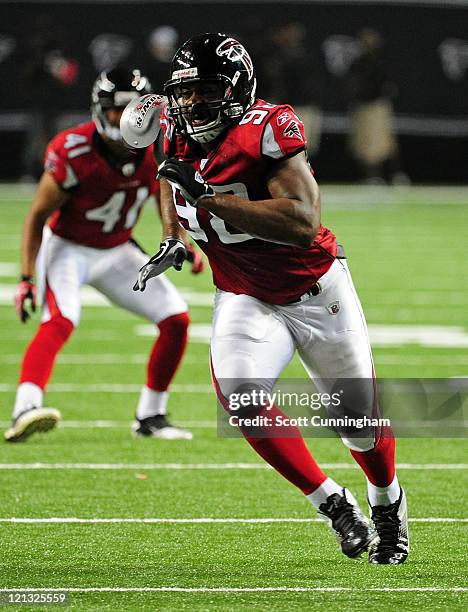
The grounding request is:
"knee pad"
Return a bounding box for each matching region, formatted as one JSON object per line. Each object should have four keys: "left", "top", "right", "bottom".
{"left": 340, "top": 434, "right": 376, "bottom": 452}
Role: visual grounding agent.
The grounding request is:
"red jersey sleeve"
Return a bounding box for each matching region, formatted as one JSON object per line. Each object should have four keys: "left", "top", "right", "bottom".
{"left": 261, "top": 105, "right": 307, "bottom": 160}
{"left": 44, "top": 133, "right": 81, "bottom": 190}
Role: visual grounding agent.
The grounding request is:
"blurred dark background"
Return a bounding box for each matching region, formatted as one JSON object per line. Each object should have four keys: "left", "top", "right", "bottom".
{"left": 1, "top": 0, "right": 467, "bottom": 183}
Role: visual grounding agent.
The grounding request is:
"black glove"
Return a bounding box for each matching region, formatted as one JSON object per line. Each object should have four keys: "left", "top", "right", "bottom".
{"left": 133, "top": 239, "right": 187, "bottom": 292}
{"left": 157, "top": 158, "right": 216, "bottom": 207}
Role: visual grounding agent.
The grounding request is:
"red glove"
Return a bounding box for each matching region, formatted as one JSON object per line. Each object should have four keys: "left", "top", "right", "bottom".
{"left": 15, "top": 276, "right": 36, "bottom": 323}
{"left": 185, "top": 244, "right": 205, "bottom": 275}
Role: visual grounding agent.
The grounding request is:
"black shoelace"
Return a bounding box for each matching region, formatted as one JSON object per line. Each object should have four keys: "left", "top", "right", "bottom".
{"left": 322, "top": 495, "right": 364, "bottom": 535}
{"left": 372, "top": 503, "right": 400, "bottom": 549}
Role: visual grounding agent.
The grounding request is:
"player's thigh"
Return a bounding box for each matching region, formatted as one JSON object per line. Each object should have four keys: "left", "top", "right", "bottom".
{"left": 296, "top": 261, "right": 376, "bottom": 434}
{"left": 39, "top": 232, "right": 85, "bottom": 326}
{"left": 296, "top": 261, "right": 377, "bottom": 449}
{"left": 90, "top": 241, "right": 187, "bottom": 323}
{"left": 211, "top": 291, "right": 295, "bottom": 400}
{"left": 297, "top": 259, "right": 374, "bottom": 381}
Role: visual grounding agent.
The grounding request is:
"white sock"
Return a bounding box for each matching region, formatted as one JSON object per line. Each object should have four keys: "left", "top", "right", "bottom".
{"left": 136, "top": 386, "right": 168, "bottom": 419}
{"left": 367, "top": 474, "right": 400, "bottom": 507}
{"left": 13, "top": 382, "right": 43, "bottom": 419}
{"left": 306, "top": 477, "right": 343, "bottom": 510}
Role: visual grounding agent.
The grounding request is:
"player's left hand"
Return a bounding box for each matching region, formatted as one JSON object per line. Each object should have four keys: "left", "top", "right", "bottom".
{"left": 157, "top": 158, "right": 216, "bottom": 207}
{"left": 15, "top": 276, "right": 36, "bottom": 323}
{"left": 185, "top": 243, "right": 205, "bottom": 274}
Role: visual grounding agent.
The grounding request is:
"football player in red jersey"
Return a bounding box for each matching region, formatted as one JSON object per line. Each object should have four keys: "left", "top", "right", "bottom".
{"left": 6, "top": 67, "right": 204, "bottom": 443}
{"left": 131, "top": 34, "right": 409, "bottom": 564}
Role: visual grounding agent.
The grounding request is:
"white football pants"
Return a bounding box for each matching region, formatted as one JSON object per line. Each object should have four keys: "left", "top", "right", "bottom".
{"left": 37, "top": 227, "right": 187, "bottom": 326}
{"left": 210, "top": 258, "right": 376, "bottom": 451}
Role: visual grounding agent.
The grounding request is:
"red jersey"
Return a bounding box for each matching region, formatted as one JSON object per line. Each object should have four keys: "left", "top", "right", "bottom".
{"left": 162, "top": 100, "right": 337, "bottom": 305}
{"left": 45, "top": 122, "right": 159, "bottom": 249}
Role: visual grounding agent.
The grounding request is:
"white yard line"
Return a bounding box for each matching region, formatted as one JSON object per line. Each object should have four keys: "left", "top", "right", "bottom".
{"left": 0, "top": 384, "right": 213, "bottom": 393}
{"left": 1, "top": 353, "right": 468, "bottom": 366}
{"left": 0, "top": 354, "right": 206, "bottom": 365}
{"left": 3, "top": 323, "right": 468, "bottom": 348}
{"left": 0, "top": 586, "right": 466, "bottom": 593}
{"left": 0, "top": 420, "right": 215, "bottom": 429}
{"left": 2, "top": 354, "right": 468, "bottom": 366}
{"left": 0, "top": 463, "right": 465, "bottom": 470}
{"left": 375, "top": 355, "right": 468, "bottom": 365}
{"left": 0, "top": 517, "right": 466, "bottom": 524}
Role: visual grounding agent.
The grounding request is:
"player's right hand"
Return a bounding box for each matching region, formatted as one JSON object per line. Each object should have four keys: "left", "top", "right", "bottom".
{"left": 15, "top": 276, "right": 36, "bottom": 323}
{"left": 133, "top": 239, "right": 187, "bottom": 292}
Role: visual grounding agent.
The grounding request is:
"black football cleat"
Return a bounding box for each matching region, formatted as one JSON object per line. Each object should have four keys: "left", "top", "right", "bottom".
{"left": 4, "top": 406, "right": 61, "bottom": 442}
{"left": 132, "top": 414, "right": 193, "bottom": 440}
{"left": 318, "top": 488, "right": 378, "bottom": 559}
{"left": 369, "top": 488, "right": 409, "bottom": 564}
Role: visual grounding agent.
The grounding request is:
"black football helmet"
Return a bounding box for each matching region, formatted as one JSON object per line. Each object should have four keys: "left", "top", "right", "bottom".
{"left": 91, "top": 66, "right": 152, "bottom": 142}
{"left": 164, "top": 33, "right": 257, "bottom": 143}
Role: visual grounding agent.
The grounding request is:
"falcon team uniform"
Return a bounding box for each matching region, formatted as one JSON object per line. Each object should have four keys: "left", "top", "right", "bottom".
{"left": 148, "top": 31, "right": 408, "bottom": 564}
{"left": 163, "top": 101, "right": 376, "bottom": 451}
{"left": 8, "top": 119, "right": 190, "bottom": 443}
{"left": 41, "top": 121, "right": 186, "bottom": 326}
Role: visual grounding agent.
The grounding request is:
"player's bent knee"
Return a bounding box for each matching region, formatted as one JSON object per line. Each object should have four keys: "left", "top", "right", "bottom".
{"left": 158, "top": 311, "right": 190, "bottom": 338}
{"left": 340, "top": 435, "right": 376, "bottom": 452}
{"left": 215, "top": 379, "right": 273, "bottom": 416}
{"left": 42, "top": 315, "right": 75, "bottom": 342}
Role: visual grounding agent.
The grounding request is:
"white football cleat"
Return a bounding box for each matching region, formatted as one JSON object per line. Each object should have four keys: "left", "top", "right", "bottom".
{"left": 5, "top": 406, "right": 61, "bottom": 442}
{"left": 132, "top": 415, "right": 193, "bottom": 440}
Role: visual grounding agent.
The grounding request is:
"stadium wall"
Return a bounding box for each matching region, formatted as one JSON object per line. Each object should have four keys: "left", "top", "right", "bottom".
{"left": 2, "top": 1, "right": 467, "bottom": 182}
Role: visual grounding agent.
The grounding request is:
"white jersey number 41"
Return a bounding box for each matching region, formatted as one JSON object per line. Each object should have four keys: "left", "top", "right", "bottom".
{"left": 85, "top": 187, "right": 149, "bottom": 233}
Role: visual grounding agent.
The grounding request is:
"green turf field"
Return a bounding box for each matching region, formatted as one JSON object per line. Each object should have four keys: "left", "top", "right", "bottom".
{"left": 0, "top": 184, "right": 466, "bottom": 610}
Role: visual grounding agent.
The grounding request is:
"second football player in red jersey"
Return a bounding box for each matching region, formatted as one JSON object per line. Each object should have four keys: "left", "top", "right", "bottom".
{"left": 130, "top": 34, "right": 409, "bottom": 564}
{"left": 7, "top": 67, "right": 204, "bottom": 443}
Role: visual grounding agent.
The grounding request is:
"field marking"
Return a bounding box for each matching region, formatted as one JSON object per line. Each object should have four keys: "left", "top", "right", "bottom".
{"left": 0, "top": 420, "right": 215, "bottom": 429}
{"left": 3, "top": 324, "right": 462, "bottom": 349}
{"left": 0, "top": 587, "right": 466, "bottom": 594}
{"left": 0, "top": 517, "right": 466, "bottom": 524}
{"left": 2, "top": 353, "right": 468, "bottom": 367}
{"left": 137, "top": 323, "right": 468, "bottom": 348}
{"left": 0, "top": 354, "right": 206, "bottom": 365}
{"left": 1, "top": 353, "right": 468, "bottom": 367}
{"left": 5, "top": 419, "right": 466, "bottom": 433}
{"left": 157, "top": 323, "right": 468, "bottom": 348}
{"left": 0, "top": 284, "right": 214, "bottom": 308}
{"left": 0, "top": 384, "right": 213, "bottom": 393}
{"left": 1, "top": 268, "right": 468, "bottom": 307}
{"left": 0, "top": 462, "right": 465, "bottom": 470}
{"left": 375, "top": 355, "right": 468, "bottom": 365}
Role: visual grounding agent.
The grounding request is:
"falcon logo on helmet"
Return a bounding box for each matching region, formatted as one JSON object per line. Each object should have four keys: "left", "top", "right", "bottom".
{"left": 215, "top": 38, "right": 254, "bottom": 80}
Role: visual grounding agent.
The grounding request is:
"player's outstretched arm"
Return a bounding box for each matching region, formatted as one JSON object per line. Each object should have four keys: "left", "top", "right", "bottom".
{"left": 157, "top": 153, "right": 321, "bottom": 248}
{"left": 154, "top": 183, "right": 204, "bottom": 275}
{"left": 159, "top": 178, "right": 186, "bottom": 243}
{"left": 15, "top": 173, "right": 68, "bottom": 322}
{"left": 133, "top": 179, "right": 190, "bottom": 292}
